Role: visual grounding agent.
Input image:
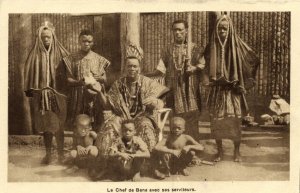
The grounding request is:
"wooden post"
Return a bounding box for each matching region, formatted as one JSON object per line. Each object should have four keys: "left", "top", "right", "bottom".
{"left": 9, "top": 14, "right": 33, "bottom": 134}
{"left": 120, "top": 13, "right": 140, "bottom": 72}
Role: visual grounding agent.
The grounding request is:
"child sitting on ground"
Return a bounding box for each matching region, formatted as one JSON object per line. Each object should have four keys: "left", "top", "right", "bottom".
{"left": 153, "top": 117, "right": 204, "bottom": 179}
{"left": 108, "top": 120, "right": 150, "bottom": 181}
{"left": 66, "top": 114, "right": 98, "bottom": 174}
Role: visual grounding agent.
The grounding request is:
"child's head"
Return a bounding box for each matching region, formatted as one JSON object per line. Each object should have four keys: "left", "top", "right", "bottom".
{"left": 121, "top": 119, "right": 136, "bottom": 140}
{"left": 171, "top": 117, "right": 186, "bottom": 136}
{"left": 74, "top": 114, "right": 92, "bottom": 137}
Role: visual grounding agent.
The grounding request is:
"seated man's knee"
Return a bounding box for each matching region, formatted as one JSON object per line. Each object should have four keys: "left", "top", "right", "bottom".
{"left": 70, "top": 150, "right": 77, "bottom": 158}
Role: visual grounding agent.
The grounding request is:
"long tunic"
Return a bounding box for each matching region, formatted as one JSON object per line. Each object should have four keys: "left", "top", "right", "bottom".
{"left": 63, "top": 51, "right": 110, "bottom": 127}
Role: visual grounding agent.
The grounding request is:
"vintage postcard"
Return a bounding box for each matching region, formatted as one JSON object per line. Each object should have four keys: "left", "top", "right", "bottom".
{"left": 1, "top": 0, "right": 299, "bottom": 193}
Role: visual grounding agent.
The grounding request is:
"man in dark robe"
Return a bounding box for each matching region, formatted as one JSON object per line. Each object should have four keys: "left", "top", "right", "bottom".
{"left": 24, "top": 23, "right": 69, "bottom": 164}
{"left": 206, "top": 14, "right": 259, "bottom": 162}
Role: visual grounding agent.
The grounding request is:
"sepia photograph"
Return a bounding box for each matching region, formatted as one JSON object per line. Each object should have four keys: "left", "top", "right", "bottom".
{"left": 7, "top": 11, "right": 291, "bottom": 183}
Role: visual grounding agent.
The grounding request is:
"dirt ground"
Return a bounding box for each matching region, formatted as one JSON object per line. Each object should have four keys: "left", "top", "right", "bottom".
{"left": 8, "top": 127, "right": 289, "bottom": 182}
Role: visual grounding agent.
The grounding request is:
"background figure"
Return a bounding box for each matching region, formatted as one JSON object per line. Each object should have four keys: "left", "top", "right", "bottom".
{"left": 148, "top": 20, "right": 206, "bottom": 140}
{"left": 206, "top": 14, "right": 259, "bottom": 162}
{"left": 23, "top": 23, "right": 69, "bottom": 164}
{"left": 63, "top": 30, "right": 110, "bottom": 129}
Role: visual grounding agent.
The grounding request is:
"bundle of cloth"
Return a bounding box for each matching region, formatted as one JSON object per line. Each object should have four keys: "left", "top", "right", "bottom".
{"left": 261, "top": 95, "right": 290, "bottom": 125}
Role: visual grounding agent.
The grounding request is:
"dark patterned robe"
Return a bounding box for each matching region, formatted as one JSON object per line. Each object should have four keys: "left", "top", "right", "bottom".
{"left": 24, "top": 26, "right": 69, "bottom": 133}
{"left": 206, "top": 15, "right": 259, "bottom": 139}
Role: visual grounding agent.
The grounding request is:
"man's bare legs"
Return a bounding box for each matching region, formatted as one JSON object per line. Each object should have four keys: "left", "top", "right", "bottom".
{"left": 214, "top": 139, "right": 242, "bottom": 162}
{"left": 214, "top": 139, "right": 223, "bottom": 162}
{"left": 233, "top": 140, "right": 242, "bottom": 162}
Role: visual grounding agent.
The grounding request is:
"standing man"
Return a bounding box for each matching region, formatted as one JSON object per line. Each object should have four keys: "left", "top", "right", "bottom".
{"left": 63, "top": 30, "right": 110, "bottom": 129}
{"left": 148, "top": 20, "right": 205, "bottom": 140}
{"left": 206, "top": 14, "right": 259, "bottom": 162}
{"left": 24, "top": 23, "right": 69, "bottom": 164}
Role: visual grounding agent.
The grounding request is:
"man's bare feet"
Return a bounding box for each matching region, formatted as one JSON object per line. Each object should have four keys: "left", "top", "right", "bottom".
{"left": 132, "top": 172, "right": 141, "bottom": 182}
{"left": 179, "top": 168, "right": 190, "bottom": 176}
{"left": 65, "top": 165, "right": 80, "bottom": 174}
{"left": 92, "top": 169, "right": 107, "bottom": 181}
{"left": 41, "top": 154, "right": 51, "bottom": 165}
{"left": 153, "top": 170, "right": 166, "bottom": 180}
{"left": 213, "top": 151, "right": 223, "bottom": 162}
{"left": 234, "top": 152, "right": 242, "bottom": 162}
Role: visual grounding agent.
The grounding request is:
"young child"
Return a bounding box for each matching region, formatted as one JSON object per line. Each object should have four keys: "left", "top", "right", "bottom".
{"left": 153, "top": 117, "right": 204, "bottom": 179}
{"left": 66, "top": 114, "right": 98, "bottom": 174}
{"left": 108, "top": 120, "right": 150, "bottom": 181}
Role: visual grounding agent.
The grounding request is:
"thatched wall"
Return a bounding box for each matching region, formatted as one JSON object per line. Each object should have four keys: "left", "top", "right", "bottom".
{"left": 140, "top": 12, "right": 290, "bottom": 99}
{"left": 8, "top": 12, "right": 290, "bottom": 134}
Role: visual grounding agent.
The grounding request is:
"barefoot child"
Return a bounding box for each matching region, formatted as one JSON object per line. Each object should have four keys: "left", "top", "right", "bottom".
{"left": 66, "top": 114, "right": 98, "bottom": 173}
{"left": 108, "top": 120, "right": 150, "bottom": 181}
{"left": 153, "top": 117, "right": 204, "bottom": 179}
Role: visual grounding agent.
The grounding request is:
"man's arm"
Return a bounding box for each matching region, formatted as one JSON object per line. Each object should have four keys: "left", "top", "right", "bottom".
{"left": 93, "top": 71, "right": 107, "bottom": 84}
{"left": 67, "top": 77, "right": 85, "bottom": 87}
{"left": 130, "top": 138, "right": 150, "bottom": 158}
{"left": 195, "top": 56, "right": 206, "bottom": 71}
{"left": 72, "top": 134, "right": 87, "bottom": 156}
{"left": 146, "top": 57, "right": 166, "bottom": 77}
{"left": 63, "top": 57, "right": 86, "bottom": 87}
{"left": 186, "top": 45, "right": 206, "bottom": 75}
{"left": 154, "top": 138, "right": 181, "bottom": 156}
{"left": 89, "top": 131, "right": 97, "bottom": 140}
{"left": 94, "top": 57, "right": 110, "bottom": 84}
{"left": 182, "top": 135, "right": 204, "bottom": 152}
{"left": 66, "top": 66, "right": 85, "bottom": 87}
{"left": 109, "top": 142, "right": 132, "bottom": 161}
{"left": 88, "top": 83, "right": 111, "bottom": 110}
{"left": 131, "top": 150, "right": 150, "bottom": 158}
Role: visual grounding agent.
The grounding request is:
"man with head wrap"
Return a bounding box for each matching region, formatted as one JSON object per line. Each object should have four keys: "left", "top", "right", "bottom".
{"left": 24, "top": 22, "right": 69, "bottom": 164}
{"left": 206, "top": 14, "right": 259, "bottom": 162}
{"left": 89, "top": 45, "right": 169, "bottom": 180}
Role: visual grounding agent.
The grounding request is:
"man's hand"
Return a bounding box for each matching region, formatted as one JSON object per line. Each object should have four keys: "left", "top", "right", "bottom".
{"left": 78, "top": 79, "right": 86, "bottom": 87}
{"left": 119, "top": 152, "right": 132, "bottom": 161}
{"left": 88, "top": 82, "right": 102, "bottom": 93}
{"left": 182, "top": 145, "right": 191, "bottom": 154}
{"left": 93, "top": 75, "right": 105, "bottom": 83}
{"left": 77, "top": 145, "right": 87, "bottom": 156}
{"left": 197, "top": 63, "right": 205, "bottom": 70}
{"left": 186, "top": 66, "right": 197, "bottom": 75}
{"left": 171, "top": 149, "right": 182, "bottom": 158}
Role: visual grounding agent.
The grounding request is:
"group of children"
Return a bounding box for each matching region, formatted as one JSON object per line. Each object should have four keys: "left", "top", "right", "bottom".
{"left": 66, "top": 114, "right": 204, "bottom": 181}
